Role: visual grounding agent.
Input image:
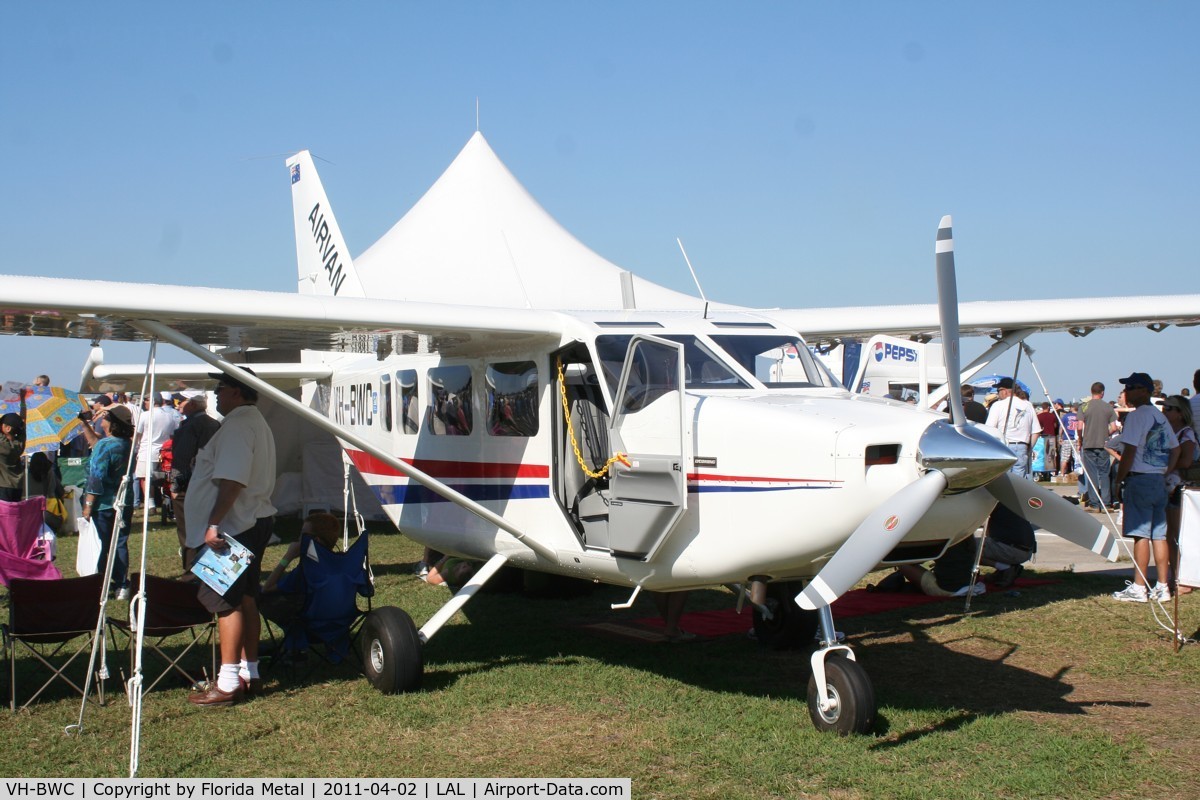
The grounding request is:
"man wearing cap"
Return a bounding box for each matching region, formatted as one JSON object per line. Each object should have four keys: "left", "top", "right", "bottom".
{"left": 1111, "top": 372, "right": 1180, "bottom": 603}
{"left": 185, "top": 368, "right": 276, "bottom": 706}
{"left": 169, "top": 390, "right": 221, "bottom": 572}
{"left": 984, "top": 378, "right": 1040, "bottom": 478}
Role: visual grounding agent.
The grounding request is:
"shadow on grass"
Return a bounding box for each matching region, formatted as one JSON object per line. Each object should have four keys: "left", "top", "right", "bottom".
{"left": 395, "top": 568, "right": 1150, "bottom": 739}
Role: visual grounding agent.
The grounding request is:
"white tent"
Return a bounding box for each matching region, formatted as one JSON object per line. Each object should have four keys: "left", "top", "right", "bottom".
{"left": 355, "top": 132, "right": 705, "bottom": 312}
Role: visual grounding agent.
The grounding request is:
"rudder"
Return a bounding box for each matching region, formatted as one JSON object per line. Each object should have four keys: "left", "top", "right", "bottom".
{"left": 287, "top": 151, "right": 365, "bottom": 297}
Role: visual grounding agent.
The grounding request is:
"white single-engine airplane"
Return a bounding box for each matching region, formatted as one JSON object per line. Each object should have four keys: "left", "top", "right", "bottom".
{"left": 4, "top": 134, "right": 1199, "bottom": 734}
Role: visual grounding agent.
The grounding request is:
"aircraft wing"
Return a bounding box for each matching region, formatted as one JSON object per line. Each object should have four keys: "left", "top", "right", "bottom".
{"left": 763, "top": 295, "right": 1200, "bottom": 344}
{"left": 0, "top": 275, "right": 570, "bottom": 358}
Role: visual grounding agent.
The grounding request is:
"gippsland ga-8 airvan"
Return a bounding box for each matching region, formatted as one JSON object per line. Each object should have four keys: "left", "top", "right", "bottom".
{"left": 6, "top": 133, "right": 1169, "bottom": 736}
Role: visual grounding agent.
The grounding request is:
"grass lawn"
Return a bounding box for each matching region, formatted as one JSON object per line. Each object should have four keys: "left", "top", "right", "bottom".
{"left": 2, "top": 513, "right": 1198, "bottom": 798}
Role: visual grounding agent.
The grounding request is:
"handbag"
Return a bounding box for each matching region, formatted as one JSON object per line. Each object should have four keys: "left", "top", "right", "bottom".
{"left": 76, "top": 515, "right": 102, "bottom": 576}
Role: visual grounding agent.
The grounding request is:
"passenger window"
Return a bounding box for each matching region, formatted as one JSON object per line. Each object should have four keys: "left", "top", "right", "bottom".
{"left": 427, "top": 366, "right": 473, "bottom": 435}
{"left": 380, "top": 374, "right": 392, "bottom": 432}
{"left": 397, "top": 370, "right": 418, "bottom": 434}
{"left": 486, "top": 361, "right": 539, "bottom": 437}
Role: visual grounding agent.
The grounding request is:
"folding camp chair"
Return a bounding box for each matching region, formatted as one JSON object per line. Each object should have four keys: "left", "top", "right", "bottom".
{"left": 108, "top": 574, "right": 216, "bottom": 693}
{"left": 264, "top": 531, "right": 373, "bottom": 672}
{"left": 4, "top": 573, "right": 106, "bottom": 710}
{"left": 0, "top": 497, "right": 62, "bottom": 586}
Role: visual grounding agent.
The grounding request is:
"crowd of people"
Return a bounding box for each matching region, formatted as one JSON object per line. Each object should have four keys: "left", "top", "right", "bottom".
{"left": 880, "top": 369, "right": 1200, "bottom": 603}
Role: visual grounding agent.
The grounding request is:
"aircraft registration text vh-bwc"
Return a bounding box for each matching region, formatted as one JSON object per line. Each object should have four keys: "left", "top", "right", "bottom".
{"left": 4, "top": 131, "right": 1199, "bottom": 734}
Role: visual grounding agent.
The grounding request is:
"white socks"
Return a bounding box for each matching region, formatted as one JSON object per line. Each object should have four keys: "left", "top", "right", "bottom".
{"left": 217, "top": 664, "right": 241, "bottom": 693}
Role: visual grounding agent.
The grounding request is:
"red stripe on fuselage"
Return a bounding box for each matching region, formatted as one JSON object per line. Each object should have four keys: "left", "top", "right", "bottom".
{"left": 346, "top": 449, "right": 549, "bottom": 479}
{"left": 687, "top": 472, "right": 841, "bottom": 484}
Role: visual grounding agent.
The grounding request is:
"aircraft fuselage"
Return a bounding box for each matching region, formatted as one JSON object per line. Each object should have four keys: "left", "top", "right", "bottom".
{"left": 315, "top": 312, "right": 999, "bottom": 592}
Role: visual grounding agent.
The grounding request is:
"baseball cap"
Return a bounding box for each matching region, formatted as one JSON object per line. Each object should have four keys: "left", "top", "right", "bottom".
{"left": 1118, "top": 372, "right": 1154, "bottom": 391}
{"left": 996, "top": 377, "right": 1014, "bottom": 390}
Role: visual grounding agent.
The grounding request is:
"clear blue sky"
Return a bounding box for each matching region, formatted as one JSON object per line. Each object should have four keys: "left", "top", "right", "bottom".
{"left": 2, "top": 2, "right": 1197, "bottom": 400}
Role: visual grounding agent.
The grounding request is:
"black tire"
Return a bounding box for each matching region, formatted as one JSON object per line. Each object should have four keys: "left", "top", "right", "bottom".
{"left": 360, "top": 606, "right": 423, "bottom": 694}
{"left": 752, "top": 581, "right": 819, "bottom": 650}
{"left": 806, "top": 654, "right": 876, "bottom": 735}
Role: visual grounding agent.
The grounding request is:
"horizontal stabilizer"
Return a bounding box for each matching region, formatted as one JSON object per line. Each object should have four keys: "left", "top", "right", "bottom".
{"left": 85, "top": 362, "right": 333, "bottom": 393}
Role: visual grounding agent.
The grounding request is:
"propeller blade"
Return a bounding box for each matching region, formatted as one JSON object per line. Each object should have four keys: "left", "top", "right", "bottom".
{"left": 798, "top": 469, "right": 949, "bottom": 610}
{"left": 987, "top": 473, "right": 1120, "bottom": 561}
{"left": 936, "top": 215, "right": 966, "bottom": 428}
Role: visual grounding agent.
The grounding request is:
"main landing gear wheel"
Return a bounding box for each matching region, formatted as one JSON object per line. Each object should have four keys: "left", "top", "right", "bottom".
{"left": 807, "top": 654, "right": 876, "bottom": 735}
{"left": 360, "top": 606, "right": 423, "bottom": 694}
{"left": 752, "top": 581, "right": 819, "bottom": 650}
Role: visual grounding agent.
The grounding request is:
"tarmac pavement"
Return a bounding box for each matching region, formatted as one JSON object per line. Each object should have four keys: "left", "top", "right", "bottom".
{"left": 1004, "top": 477, "right": 1131, "bottom": 579}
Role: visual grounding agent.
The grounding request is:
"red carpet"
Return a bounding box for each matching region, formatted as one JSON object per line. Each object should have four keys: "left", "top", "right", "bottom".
{"left": 632, "top": 577, "right": 1058, "bottom": 638}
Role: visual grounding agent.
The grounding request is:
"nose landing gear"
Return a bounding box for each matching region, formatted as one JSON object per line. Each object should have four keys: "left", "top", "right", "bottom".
{"left": 806, "top": 601, "right": 876, "bottom": 735}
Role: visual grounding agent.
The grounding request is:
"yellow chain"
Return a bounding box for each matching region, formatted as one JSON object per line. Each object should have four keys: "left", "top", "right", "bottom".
{"left": 557, "top": 358, "right": 630, "bottom": 480}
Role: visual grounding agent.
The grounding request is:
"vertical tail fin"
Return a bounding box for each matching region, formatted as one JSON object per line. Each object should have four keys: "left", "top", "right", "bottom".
{"left": 287, "top": 150, "right": 365, "bottom": 297}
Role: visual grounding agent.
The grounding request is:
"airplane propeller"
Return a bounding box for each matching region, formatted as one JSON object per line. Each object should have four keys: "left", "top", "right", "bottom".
{"left": 796, "top": 214, "right": 1118, "bottom": 614}
{"left": 797, "top": 470, "right": 948, "bottom": 610}
{"left": 986, "top": 472, "right": 1121, "bottom": 560}
{"left": 936, "top": 215, "right": 966, "bottom": 428}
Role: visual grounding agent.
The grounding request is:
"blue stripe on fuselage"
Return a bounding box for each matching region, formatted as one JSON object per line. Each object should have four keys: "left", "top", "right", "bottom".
{"left": 372, "top": 483, "right": 549, "bottom": 505}
{"left": 688, "top": 485, "right": 839, "bottom": 493}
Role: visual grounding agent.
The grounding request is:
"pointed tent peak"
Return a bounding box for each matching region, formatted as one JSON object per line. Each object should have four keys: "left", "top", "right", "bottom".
{"left": 354, "top": 134, "right": 702, "bottom": 310}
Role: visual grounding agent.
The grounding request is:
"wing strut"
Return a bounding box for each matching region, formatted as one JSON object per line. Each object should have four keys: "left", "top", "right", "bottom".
{"left": 129, "top": 319, "right": 556, "bottom": 562}
{"left": 924, "top": 327, "right": 1036, "bottom": 410}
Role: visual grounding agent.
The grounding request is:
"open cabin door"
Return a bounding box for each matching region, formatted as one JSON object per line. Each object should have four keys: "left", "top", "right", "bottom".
{"left": 607, "top": 335, "right": 690, "bottom": 559}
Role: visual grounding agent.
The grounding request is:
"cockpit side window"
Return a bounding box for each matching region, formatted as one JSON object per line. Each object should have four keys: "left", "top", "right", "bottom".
{"left": 710, "top": 335, "right": 840, "bottom": 389}
{"left": 595, "top": 334, "right": 750, "bottom": 397}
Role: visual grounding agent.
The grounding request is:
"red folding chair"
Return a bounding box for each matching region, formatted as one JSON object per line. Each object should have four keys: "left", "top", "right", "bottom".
{"left": 4, "top": 573, "right": 106, "bottom": 710}
{"left": 108, "top": 574, "right": 216, "bottom": 693}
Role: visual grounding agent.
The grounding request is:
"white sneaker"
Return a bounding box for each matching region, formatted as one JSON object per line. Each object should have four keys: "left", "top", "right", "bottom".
{"left": 1149, "top": 583, "right": 1172, "bottom": 602}
{"left": 1112, "top": 582, "right": 1148, "bottom": 603}
{"left": 115, "top": 586, "right": 130, "bottom": 601}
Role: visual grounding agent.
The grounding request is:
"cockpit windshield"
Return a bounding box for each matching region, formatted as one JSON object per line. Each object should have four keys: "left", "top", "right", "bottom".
{"left": 595, "top": 334, "right": 750, "bottom": 397}
{"left": 709, "top": 335, "right": 842, "bottom": 389}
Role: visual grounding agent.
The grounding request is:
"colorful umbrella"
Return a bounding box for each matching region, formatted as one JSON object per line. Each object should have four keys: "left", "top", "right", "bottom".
{"left": 22, "top": 386, "right": 86, "bottom": 454}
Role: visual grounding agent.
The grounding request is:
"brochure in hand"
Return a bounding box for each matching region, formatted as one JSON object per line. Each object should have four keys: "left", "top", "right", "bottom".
{"left": 190, "top": 535, "right": 254, "bottom": 596}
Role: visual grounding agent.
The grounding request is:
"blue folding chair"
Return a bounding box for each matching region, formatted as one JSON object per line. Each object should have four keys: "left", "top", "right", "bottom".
{"left": 266, "top": 531, "right": 373, "bottom": 667}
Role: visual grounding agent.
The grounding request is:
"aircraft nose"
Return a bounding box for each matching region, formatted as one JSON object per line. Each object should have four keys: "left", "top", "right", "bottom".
{"left": 917, "top": 420, "right": 1017, "bottom": 492}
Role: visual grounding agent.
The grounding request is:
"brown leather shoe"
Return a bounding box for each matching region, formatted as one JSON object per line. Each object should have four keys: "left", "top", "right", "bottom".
{"left": 188, "top": 683, "right": 243, "bottom": 707}
{"left": 239, "top": 676, "right": 263, "bottom": 697}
